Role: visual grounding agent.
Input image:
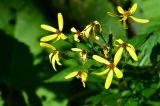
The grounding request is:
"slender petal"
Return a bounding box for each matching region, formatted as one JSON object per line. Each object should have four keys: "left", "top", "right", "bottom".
{"left": 49, "top": 53, "right": 53, "bottom": 63}
{"left": 81, "top": 72, "right": 88, "bottom": 87}
{"left": 82, "top": 53, "right": 87, "bottom": 64}
{"left": 58, "top": 13, "right": 63, "bottom": 31}
{"left": 74, "top": 34, "right": 80, "bottom": 42}
{"left": 95, "top": 36, "right": 99, "bottom": 40}
{"left": 71, "top": 48, "right": 82, "bottom": 52}
{"left": 64, "top": 71, "right": 78, "bottom": 79}
{"left": 129, "top": 3, "right": 137, "bottom": 14}
{"left": 40, "top": 42, "right": 56, "bottom": 50}
{"left": 130, "top": 16, "right": 149, "bottom": 23}
{"left": 120, "top": 16, "right": 128, "bottom": 21}
{"left": 114, "top": 67, "right": 123, "bottom": 78}
{"left": 126, "top": 46, "right": 138, "bottom": 61}
{"left": 55, "top": 52, "right": 62, "bottom": 66}
{"left": 59, "top": 33, "right": 67, "bottom": 40}
{"left": 127, "top": 44, "right": 135, "bottom": 51}
{"left": 51, "top": 56, "right": 57, "bottom": 71}
{"left": 94, "top": 21, "right": 100, "bottom": 25}
{"left": 114, "top": 47, "right": 124, "bottom": 65}
{"left": 94, "top": 68, "right": 109, "bottom": 76}
{"left": 41, "top": 24, "right": 57, "bottom": 32}
{"left": 117, "top": 6, "right": 124, "bottom": 14}
{"left": 54, "top": 36, "right": 61, "bottom": 42}
{"left": 71, "top": 27, "right": 77, "bottom": 33}
{"left": 105, "top": 70, "right": 113, "bottom": 89}
{"left": 84, "top": 25, "right": 92, "bottom": 38}
{"left": 40, "top": 34, "right": 58, "bottom": 42}
{"left": 92, "top": 55, "right": 110, "bottom": 65}
{"left": 115, "top": 39, "right": 124, "bottom": 45}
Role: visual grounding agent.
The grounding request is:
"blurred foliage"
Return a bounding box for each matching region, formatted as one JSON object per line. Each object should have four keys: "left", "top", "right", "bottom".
{"left": 0, "top": 0, "right": 160, "bottom": 106}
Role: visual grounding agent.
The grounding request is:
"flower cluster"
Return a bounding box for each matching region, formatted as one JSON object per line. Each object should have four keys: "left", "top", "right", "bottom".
{"left": 40, "top": 3, "right": 149, "bottom": 89}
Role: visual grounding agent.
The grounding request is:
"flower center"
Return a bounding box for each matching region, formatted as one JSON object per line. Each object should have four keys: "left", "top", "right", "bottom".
{"left": 108, "top": 63, "right": 115, "bottom": 70}
{"left": 56, "top": 30, "right": 62, "bottom": 35}
{"left": 82, "top": 50, "right": 87, "bottom": 56}
{"left": 91, "top": 22, "right": 96, "bottom": 27}
{"left": 76, "top": 31, "right": 81, "bottom": 35}
{"left": 123, "top": 11, "right": 131, "bottom": 17}
{"left": 122, "top": 42, "right": 127, "bottom": 48}
{"left": 77, "top": 71, "right": 82, "bottom": 78}
{"left": 103, "top": 46, "right": 109, "bottom": 51}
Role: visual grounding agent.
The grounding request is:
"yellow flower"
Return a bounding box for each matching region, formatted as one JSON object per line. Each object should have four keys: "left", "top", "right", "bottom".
{"left": 92, "top": 55, "right": 123, "bottom": 89}
{"left": 71, "top": 48, "right": 87, "bottom": 64}
{"left": 40, "top": 13, "right": 67, "bottom": 42}
{"left": 114, "top": 39, "right": 138, "bottom": 65}
{"left": 103, "top": 46, "right": 109, "bottom": 58}
{"left": 83, "top": 21, "right": 102, "bottom": 40}
{"left": 70, "top": 27, "right": 83, "bottom": 42}
{"left": 40, "top": 42, "right": 62, "bottom": 71}
{"left": 108, "top": 3, "right": 149, "bottom": 28}
{"left": 65, "top": 71, "right": 88, "bottom": 87}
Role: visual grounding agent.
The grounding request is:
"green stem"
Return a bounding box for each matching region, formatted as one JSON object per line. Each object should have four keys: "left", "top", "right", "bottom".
{"left": 98, "top": 32, "right": 108, "bottom": 45}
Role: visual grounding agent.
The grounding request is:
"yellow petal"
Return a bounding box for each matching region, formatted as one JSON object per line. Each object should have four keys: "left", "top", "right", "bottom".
{"left": 82, "top": 53, "right": 87, "bottom": 64}
{"left": 93, "top": 21, "right": 102, "bottom": 32}
{"left": 40, "top": 42, "right": 56, "bottom": 50}
{"left": 95, "top": 36, "right": 99, "bottom": 40}
{"left": 81, "top": 72, "right": 88, "bottom": 87}
{"left": 51, "top": 56, "right": 57, "bottom": 71}
{"left": 119, "top": 17, "right": 128, "bottom": 29}
{"left": 126, "top": 46, "right": 138, "bottom": 61}
{"left": 115, "top": 39, "right": 124, "bottom": 45}
{"left": 71, "top": 27, "right": 77, "bottom": 33}
{"left": 40, "top": 34, "right": 58, "bottom": 42}
{"left": 54, "top": 36, "right": 61, "bottom": 42}
{"left": 74, "top": 34, "right": 80, "bottom": 42}
{"left": 129, "top": 16, "right": 149, "bottom": 23}
{"left": 59, "top": 33, "right": 67, "bottom": 40}
{"left": 94, "top": 68, "right": 109, "bottom": 76}
{"left": 64, "top": 71, "right": 78, "bottom": 79}
{"left": 49, "top": 53, "right": 53, "bottom": 63}
{"left": 71, "top": 48, "right": 82, "bottom": 52}
{"left": 93, "top": 21, "right": 100, "bottom": 25}
{"left": 114, "top": 47, "right": 124, "bottom": 65}
{"left": 129, "top": 3, "right": 137, "bottom": 14}
{"left": 120, "top": 16, "right": 128, "bottom": 21}
{"left": 114, "top": 67, "right": 123, "bottom": 78}
{"left": 58, "top": 13, "right": 63, "bottom": 31}
{"left": 55, "top": 52, "right": 62, "bottom": 66}
{"left": 105, "top": 70, "right": 113, "bottom": 89}
{"left": 92, "top": 55, "right": 110, "bottom": 65}
{"left": 127, "top": 44, "right": 135, "bottom": 51}
{"left": 117, "top": 6, "right": 124, "bottom": 14}
{"left": 84, "top": 25, "right": 92, "bottom": 38}
{"left": 41, "top": 24, "right": 57, "bottom": 32}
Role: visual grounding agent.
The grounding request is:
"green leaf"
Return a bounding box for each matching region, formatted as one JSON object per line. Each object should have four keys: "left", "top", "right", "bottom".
{"left": 36, "top": 87, "right": 68, "bottom": 106}
{"left": 129, "top": 29, "right": 160, "bottom": 66}
{"left": 86, "top": 92, "right": 118, "bottom": 106}
{"left": 124, "top": 98, "right": 139, "bottom": 106}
